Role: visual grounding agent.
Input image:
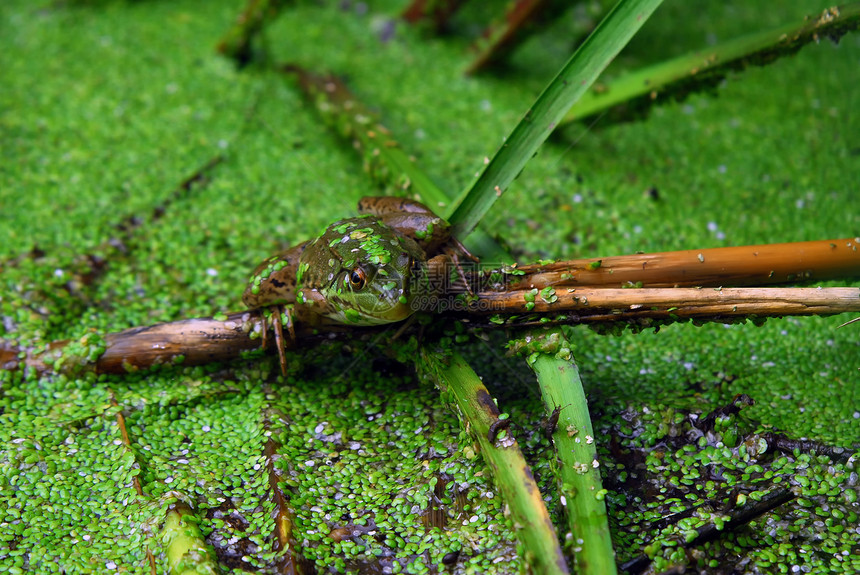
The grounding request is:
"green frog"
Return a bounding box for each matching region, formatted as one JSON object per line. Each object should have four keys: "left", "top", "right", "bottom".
{"left": 242, "top": 196, "right": 455, "bottom": 373}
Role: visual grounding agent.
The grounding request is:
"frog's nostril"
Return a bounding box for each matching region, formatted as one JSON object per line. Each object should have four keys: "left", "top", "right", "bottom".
{"left": 409, "top": 257, "right": 424, "bottom": 275}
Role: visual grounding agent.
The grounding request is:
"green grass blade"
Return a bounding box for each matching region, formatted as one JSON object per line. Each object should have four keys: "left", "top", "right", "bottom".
{"left": 562, "top": 4, "right": 860, "bottom": 125}
{"left": 514, "top": 328, "right": 616, "bottom": 575}
{"left": 417, "top": 347, "right": 570, "bottom": 575}
{"left": 446, "top": 0, "right": 664, "bottom": 238}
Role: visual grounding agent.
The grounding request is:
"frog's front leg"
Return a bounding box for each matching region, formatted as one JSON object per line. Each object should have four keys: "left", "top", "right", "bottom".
{"left": 243, "top": 242, "right": 307, "bottom": 376}
{"left": 267, "top": 305, "right": 295, "bottom": 376}
{"left": 357, "top": 196, "right": 451, "bottom": 254}
{"left": 254, "top": 304, "right": 296, "bottom": 376}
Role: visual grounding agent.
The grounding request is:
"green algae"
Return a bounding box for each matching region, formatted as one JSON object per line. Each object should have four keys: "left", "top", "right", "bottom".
{"left": 1, "top": 0, "right": 859, "bottom": 573}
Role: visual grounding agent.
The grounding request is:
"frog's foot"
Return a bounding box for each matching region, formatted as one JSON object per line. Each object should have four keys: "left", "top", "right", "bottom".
{"left": 442, "top": 240, "right": 480, "bottom": 296}
{"left": 447, "top": 236, "right": 479, "bottom": 264}
{"left": 424, "top": 252, "right": 474, "bottom": 297}
{"left": 260, "top": 311, "right": 270, "bottom": 351}
{"left": 257, "top": 309, "right": 276, "bottom": 371}
{"left": 269, "top": 305, "right": 296, "bottom": 377}
{"left": 424, "top": 254, "right": 452, "bottom": 298}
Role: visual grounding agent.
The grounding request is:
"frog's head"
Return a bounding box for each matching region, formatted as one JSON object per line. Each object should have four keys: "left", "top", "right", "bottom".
{"left": 298, "top": 217, "right": 427, "bottom": 325}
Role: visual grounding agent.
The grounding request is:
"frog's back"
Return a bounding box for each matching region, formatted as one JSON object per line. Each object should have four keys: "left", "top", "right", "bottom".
{"left": 358, "top": 196, "right": 450, "bottom": 255}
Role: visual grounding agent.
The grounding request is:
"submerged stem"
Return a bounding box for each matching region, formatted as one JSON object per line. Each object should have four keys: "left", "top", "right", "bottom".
{"left": 417, "top": 347, "right": 570, "bottom": 575}
{"left": 523, "top": 328, "right": 616, "bottom": 574}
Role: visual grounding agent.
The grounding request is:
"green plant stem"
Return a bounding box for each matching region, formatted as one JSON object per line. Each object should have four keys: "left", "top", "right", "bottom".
{"left": 522, "top": 328, "right": 616, "bottom": 574}
{"left": 446, "top": 0, "right": 664, "bottom": 238}
{"left": 417, "top": 347, "right": 570, "bottom": 575}
{"left": 563, "top": 4, "right": 860, "bottom": 124}
{"left": 162, "top": 502, "right": 219, "bottom": 575}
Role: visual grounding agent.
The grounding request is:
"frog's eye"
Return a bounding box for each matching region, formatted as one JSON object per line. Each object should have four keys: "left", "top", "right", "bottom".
{"left": 347, "top": 267, "right": 367, "bottom": 290}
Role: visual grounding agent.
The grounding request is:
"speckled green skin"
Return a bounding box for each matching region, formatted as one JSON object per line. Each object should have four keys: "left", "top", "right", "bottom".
{"left": 242, "top": 196, "right": 449, "bottom": 324}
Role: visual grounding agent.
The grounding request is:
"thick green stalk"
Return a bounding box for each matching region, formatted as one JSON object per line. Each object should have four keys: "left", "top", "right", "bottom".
{"left": 446, "top": 0, "right": 664, "bottom": 238}
{"left": 517, "top": 328, "right": 616, "bottom": 574}
{"left": 162, "top": 502, "right": 219, "bottom": 575}
{"left": 417, "top": 347, "right": 569, "bottom": 575}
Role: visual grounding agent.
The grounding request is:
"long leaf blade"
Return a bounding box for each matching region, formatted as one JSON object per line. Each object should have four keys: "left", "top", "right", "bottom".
{"left": 446, "top": 0, "right": 665, "bottom": 237}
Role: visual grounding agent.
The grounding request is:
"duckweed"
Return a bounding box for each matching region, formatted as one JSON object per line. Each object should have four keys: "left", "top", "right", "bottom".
{"left": 3, "top": 0, "right": 859, "bottom": 573}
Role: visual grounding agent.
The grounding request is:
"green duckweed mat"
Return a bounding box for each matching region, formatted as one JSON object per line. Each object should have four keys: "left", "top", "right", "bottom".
{"left": 1, "top": 1, "right": 858, "bottom": 573}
